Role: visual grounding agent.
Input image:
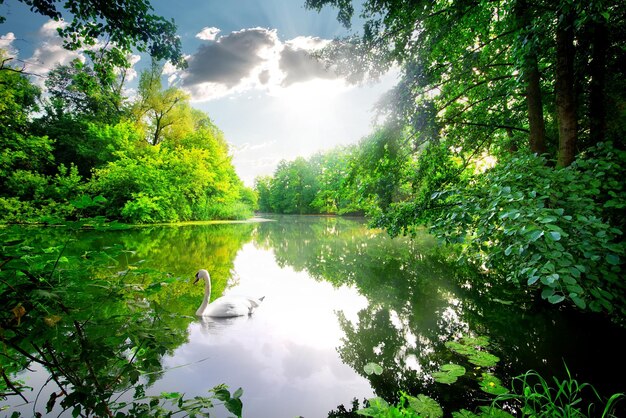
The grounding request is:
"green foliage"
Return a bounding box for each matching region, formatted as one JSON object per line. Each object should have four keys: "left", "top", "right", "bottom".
{"left": 45, "top": 59, "right": 125, "bottom": 124}
{"left": 89, "top": 140, "right": 250, "bottom": 223}
{"left": 0, "top": 217, "right": 248, "bottom": 416}
{"left": 479, "top": 374, "right": 508, "bottom": 396}
{"left": 445, "top": 336, "right": 500, "bottom": 368}
{"left": 492, "top": 367, "right": 624, "bottom": 418}
{"left": 427, "top": 144, "right": 625, "bottom": 318}
{"left": 1, "top": 0, "right": 186, "bottom": 69}
{"left": 432, "top": 364, "right": 466, "bottom": 385}
{"left": 0, "top": 59, "right": 253, "bottom": 225}
{"left": 357, "top": 393, "right": 442, "bottom": 418}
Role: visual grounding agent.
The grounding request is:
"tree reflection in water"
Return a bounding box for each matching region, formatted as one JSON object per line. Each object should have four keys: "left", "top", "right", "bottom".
{"left": 1, "top": 223, "right": 254, "bottom": 417}
{"left": 254, "top": 215, "right": 626, "bottom": 415}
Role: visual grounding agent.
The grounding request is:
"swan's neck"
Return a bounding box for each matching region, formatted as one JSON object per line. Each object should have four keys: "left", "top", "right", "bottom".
{"left": 196, "top": 280, "right": 211, "bottom": 316}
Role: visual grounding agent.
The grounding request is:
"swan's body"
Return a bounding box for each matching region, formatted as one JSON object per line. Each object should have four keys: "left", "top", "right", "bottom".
{"left": 194, "top": 269, "right": 264, "bottom": 317}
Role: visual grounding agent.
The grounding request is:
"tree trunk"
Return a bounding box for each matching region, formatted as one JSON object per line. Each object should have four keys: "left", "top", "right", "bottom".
{"left": 555, "top": 12, "right": 577, "bottom": 167}
{"left": 525, "top": 52, "right": 546, "bottom": 154}
{"left": 514, "top": 0, "right": 546, "bottom": 155}
{"left": 589, "top": 19, "right": 608, "bottom": 146}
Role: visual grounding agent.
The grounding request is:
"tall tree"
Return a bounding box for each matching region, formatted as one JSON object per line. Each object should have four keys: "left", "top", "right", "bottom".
{"left": 132, "top": 62, "right": 190, "bottom": 146}
{"left": 306, "top": 0, "right": 626, "bottom": 164}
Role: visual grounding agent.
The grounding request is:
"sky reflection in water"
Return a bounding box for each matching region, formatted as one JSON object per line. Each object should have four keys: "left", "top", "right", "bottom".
{"left": 151, "top": 242, "right": 372, "bottom": 418}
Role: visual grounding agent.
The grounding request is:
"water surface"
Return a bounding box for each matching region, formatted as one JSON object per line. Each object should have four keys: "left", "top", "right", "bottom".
{"left": 2, "top": 216, "right": 624, "bottom": 417}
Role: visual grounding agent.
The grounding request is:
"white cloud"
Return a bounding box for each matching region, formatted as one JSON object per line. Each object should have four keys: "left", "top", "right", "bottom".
{"left": 0, "top": 32, "right": 17, "bottom": 55}
{"left": 196, "top": 26, "right": 221, "bottom": 41}
{"left": 181, "top": 28, "right": 344, "bottom": 101}
{"left": 122, "top": 54, "right": 141, "bottom": 81}
{"left": 183, "top": 27, "right": 280, "bottom": 94}
{"left": 26, "top": 20, "right": 83, "bottom": 77}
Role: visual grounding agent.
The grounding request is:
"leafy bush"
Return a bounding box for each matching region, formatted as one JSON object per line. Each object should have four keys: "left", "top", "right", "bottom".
{"left": 428, "top": 143, "right": 625, "bottom": 317}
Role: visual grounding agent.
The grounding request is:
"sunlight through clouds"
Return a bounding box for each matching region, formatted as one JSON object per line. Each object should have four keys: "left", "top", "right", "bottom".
{"left": 175, "top": 27, "right": 342, "bottom": 102}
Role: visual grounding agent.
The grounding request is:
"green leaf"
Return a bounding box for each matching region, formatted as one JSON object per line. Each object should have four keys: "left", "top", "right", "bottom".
{"left": 504, "top": 245, "right": 513, "bottom": 256}
{"left": 232, "top": 387, "right": 243, "bottom": 399}
{"left": 606, "top": 254, "right": 620, "bottom": 265}
{"left": 433, "top": 363, "right": 466, "bottom": 384}
{"left": 541, "top": 287, "right": 555, "bottom": 299}
{"left": 527, "top": 275, "right": 540, "bottom": 285}
{"left": 527, "top": 229, "right": 544, "bottom": 242}
{"left": 479, "top": 373, "right": 509, "bottom": 395}
{"left": 225, "top": 398, "right": 243, "bottom": 417}
{"left": 571, "top": 295, "right": 587, "bottom": 309}
{"left": 407, "top": 394, "right": 444, "bottom": 418}
{"left": 364, "top": 362, "right": 383, "bottom": 375}
{"left": 468, "top": 351, "right": 500, "bottom": 367}
{"left": 539, "top": 216, "right": 557, "bottom": 223}
{"left": 546, "top": 231, "right": 561, "bottom": 241}
{"left": 213, "top": 389, "right": 230, "bottom": 402}
{"left": 548, "top": 294, "right": 565, "bottom": 304}
{"left": 452, "top": 410, "right": 480, "bottom": 418}
{"left": 357, "top": 397, "right": 390, "bottom": 416}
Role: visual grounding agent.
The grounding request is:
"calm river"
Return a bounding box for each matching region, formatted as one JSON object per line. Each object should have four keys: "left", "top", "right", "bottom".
{"left": 2, "top": 215, "right": 625, "bottom": 417}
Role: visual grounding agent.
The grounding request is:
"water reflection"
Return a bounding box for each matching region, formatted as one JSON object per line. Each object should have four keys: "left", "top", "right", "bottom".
{"left": 148, "top": 242, "right": 372, "bottom": 418}
{"left": 2, "top": 217, "right": 625, "bottom": 417}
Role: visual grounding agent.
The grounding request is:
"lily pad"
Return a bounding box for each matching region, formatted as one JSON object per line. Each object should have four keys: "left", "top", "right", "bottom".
{"left": 433, "top": 363, "right": 466, "bottom": 384}
{"left": 468, "top": 351, "right": 500, "bottom": 368}
{"left": 463, "top": 336, "right": 490, "bottom": 347}
{"left": 445, "top": 341, "right": 476, "bottom": 356}
{"left": 363, "top": 362, "right": 383, "bottom": 376}
{"left": 479, "top": 373, "right": 509, "bottom": 396}
{"left": 407, "top": 394, "right": 444, "bottom": 418}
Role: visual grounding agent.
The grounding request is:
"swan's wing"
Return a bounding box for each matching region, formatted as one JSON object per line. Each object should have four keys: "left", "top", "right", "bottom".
{"left": 204, "top": 297, "right": 253, "bottom": 317}
{"left": 246, "top": 296, "right": 265, "bottom": 309}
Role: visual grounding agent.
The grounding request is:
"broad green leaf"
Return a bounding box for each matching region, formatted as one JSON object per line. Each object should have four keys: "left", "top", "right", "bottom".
{"left": 606, "top": 254, "right": 620, "bottom": 265}
{"left": 213, "top": 389, "right": 230, "bottom": 402}
{"left": 539, "top": 216, "right": 557, "bottom": 223}
{"left": 225, "top": 398, "right": 243, "bottom": 417}
{"left": 541, "top": 287, "right": 555, "bottom": 299}
{"left": 433, "top": 363, "right": 466, "bottom": 384}
{"left": 527, "top": 229, "right": 544, "bottom": 242}
{"left": 452, "top": 410, "right": 480, "bottom": 418}
{"left": 479, "top": 373, "right": 509, "bottom": 396}
{"left": 468, "top": 351, "right": 500, "bottom": 367}
{"left": 407, "top": 394, "right": 444, "bottom": 418}
{"left": 527, "top": 275, "right": 540, "bottom": 285}
{"left": 364, "top": 362, "right": 383, "bottom": 375}
{"left": 548, "top": 294, "right": 565, "bottom": 304}
{"left": 546, "top": 231, "right": 561, "bottom": 241}
{"left": 232, "top": 387, "right": 243, "bottom": 399}
{"left": 463, "top": 336, "right": 490, "bottom": 347}
{"left": 571, "top": 295, "right": 587, "bottom": 309}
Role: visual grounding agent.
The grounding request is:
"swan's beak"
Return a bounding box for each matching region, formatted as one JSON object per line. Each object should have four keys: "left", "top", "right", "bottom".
{"left": 193, "top": 272, "right": 199, "bottom": 284}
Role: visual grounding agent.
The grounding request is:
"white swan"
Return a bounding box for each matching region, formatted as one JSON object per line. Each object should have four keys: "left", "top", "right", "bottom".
{"left": 194, "top": 269, "right": 264, "bottom": 317}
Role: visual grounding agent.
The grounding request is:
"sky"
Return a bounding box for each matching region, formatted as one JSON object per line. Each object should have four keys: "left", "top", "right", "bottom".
{"left": 0, "top": 0, "right": 397, "bottom": 186}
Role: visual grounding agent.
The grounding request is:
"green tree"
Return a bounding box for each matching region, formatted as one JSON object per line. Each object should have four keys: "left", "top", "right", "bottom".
{"left": 0, "top": 0, "right": 185, "bottom": 70}
{"left": 306, "top": 0, "right": 626, "bottom": 164}
{"left": 132, "top": 62, "right": 191, "bottom": 146}
{"left": 44, "top": 59, "right": 126, "bottom": 124}
{"left": 268, "top": 157, "right": 320, "bottom": 214}
{"left": 34, "top": 59, "right": 131, "bottom": 177}
{"left": 255, "top": 176, "right": 273, "bottom": 212}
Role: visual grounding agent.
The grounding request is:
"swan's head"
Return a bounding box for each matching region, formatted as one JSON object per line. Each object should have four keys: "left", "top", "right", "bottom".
{"left": 194, "top": 269, "right": 210, "bottom": 284}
